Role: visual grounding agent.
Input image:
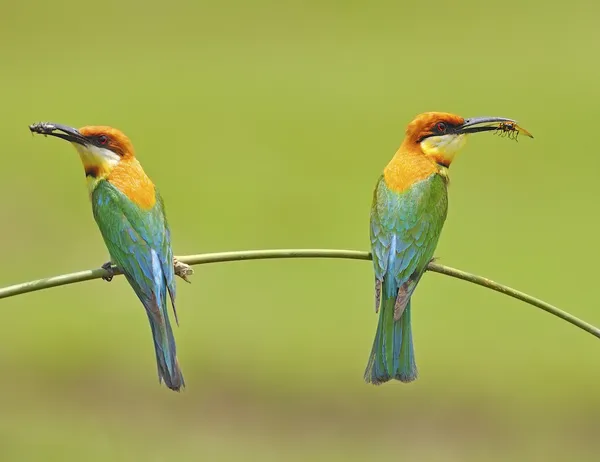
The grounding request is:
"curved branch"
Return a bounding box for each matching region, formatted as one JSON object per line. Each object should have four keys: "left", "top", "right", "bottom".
{"left": 1, "top": 249, "right": 598, "bottom": 339}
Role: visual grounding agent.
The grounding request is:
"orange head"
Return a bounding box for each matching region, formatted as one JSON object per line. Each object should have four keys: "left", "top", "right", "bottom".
{"left": 78, "top": 125, "right": 136, "bottom": 160}
{"left": 401, "top": 112, "right": 522, "bottom": 167}
{"left": 29, "top": 121, "right": 157, "bottom": 207}
{"left": 28, "top": 122, "right": 135, "bottom": 179}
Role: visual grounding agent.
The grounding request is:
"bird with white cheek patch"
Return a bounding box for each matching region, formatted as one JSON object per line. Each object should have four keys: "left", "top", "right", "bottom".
{"left": 366, "top": 112, "right": 532, "bottom": 384}
{"left": 30, "top": 122, "right": 184, "bottom": 392}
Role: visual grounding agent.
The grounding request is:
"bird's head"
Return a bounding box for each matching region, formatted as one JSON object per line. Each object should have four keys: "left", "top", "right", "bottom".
{"left": 29, "top": 123, "right": 135, "bottom": 180}
{"left": 403, "top": 112, "right": 527, "bottom": 167}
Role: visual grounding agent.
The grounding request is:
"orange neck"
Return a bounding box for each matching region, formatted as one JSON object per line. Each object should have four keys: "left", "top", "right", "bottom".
{"left": 383, "top": 143, "right": 441, "bottom": 193}
{"left": 107, "top": 158, "right": 156, "bottom": 209}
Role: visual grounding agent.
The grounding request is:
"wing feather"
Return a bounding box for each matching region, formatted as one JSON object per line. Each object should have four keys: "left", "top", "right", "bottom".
{"left": 91, "top": 181, "right": 177, "bottom": 321}
{"left": 370, "top": 174, "right": 448, "bottom": 316}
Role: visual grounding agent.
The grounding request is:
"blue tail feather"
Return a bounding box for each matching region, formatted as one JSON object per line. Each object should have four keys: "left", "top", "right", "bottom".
{"left": 124, "top": 270, "right": 185, "bottom": 392}
{"left": 364, "top": 281, "right": 417, "bottom": 384}
{"left": 145, "top": 307, "right": 185, "bottom": 391}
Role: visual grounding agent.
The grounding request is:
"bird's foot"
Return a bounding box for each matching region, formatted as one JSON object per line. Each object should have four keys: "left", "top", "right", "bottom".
{"left": 101, "top": 261, "right": 116, "bottom": 282}
{"left": 174, "top": 258, "right": 193, "bottom": 283}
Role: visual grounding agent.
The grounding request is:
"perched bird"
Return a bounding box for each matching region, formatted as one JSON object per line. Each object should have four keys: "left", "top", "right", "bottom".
{"left": 29, "top": 122, "right": 184, "bottom": 391}
{"left": 365, "top": 112, "right": 532, "bottom": 385}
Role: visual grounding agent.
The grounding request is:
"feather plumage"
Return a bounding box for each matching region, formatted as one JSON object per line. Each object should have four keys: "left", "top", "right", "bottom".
{"left": 365, "top": 172, "right": 447, "bottom": 384}
{"left": 92, "top": 180, "right": 183, "bottom": 391}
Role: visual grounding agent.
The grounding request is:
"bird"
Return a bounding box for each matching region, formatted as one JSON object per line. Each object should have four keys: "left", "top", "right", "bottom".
{"left": 29, "top": 122, "right": 184, "bottom": 391}
{"left": 365, "top": 112, "right": 532, "bottom": 385}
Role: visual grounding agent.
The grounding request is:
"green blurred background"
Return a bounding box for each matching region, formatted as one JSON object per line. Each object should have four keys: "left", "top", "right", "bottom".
{"left": 1, "top": 0, "right": 599, "bottom": 460}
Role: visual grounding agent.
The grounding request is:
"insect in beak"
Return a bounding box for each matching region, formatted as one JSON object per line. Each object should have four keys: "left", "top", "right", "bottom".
{"left": 493, "top": 122, "right": 534, "bottom": 141}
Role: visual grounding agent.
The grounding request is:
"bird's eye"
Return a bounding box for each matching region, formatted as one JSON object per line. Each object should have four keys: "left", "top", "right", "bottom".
{"left": 98, "top": 135, "right": 108, "bottom": 145}
{"left": 436, "top": 122, "right": 447, "bottom": 133}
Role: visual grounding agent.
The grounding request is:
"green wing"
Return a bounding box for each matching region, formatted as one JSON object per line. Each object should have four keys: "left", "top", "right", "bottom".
{"left": 365, "top": 173, "right": 448, "bottom": 383}
{"left": 370, "top": 173, "right": 448, "bottom": 314}
{"left": 91, "top": 180, "right": 184, "bottom": 390}
{"left": 91, "top": 180, "right": 176, "bottom": 317}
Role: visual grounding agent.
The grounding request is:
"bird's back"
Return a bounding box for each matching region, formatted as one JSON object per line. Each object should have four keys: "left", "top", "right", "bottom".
{"left": 366, "top": 171, "right": 448, "bottom": 384}
{"left": 91, "top": 179, "right": 183, "bottom": 391}
{"left": 371, "top": 172, "right": 448, "bottom": 285}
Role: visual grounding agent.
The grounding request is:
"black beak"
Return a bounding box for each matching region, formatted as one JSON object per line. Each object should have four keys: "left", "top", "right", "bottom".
{"left": 455, "top": 116, "right": 517, "bottom": 135}
{"left": 29, "top": 122, "right": 88, "bottom": 145}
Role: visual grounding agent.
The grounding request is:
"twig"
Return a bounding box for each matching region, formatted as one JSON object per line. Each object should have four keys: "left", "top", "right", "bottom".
{"left": 0, "top": 249, "right": 597, "bottom": 339}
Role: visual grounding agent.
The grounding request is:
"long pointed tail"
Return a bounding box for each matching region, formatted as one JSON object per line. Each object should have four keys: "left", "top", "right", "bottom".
{"left": 364, "top": 285, "right": 417, "bottom": 384}
{"left": 145, "top": 305, "right": 185, "bottom": 391}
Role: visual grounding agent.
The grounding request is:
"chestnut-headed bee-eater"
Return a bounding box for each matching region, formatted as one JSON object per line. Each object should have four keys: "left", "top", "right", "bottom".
{"left": 365, "top": 112, "right": 532, "bottom": 385}
{"left": 29, "top": 122, "right": 184, "bottom": 392}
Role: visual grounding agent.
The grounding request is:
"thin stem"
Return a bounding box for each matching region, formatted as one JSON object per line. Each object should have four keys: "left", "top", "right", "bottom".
{"left": 427, "top": 262, "right": 600, "bottom": 339}
{"left": 0, "top": 249, "right": 597, "bottom": 339}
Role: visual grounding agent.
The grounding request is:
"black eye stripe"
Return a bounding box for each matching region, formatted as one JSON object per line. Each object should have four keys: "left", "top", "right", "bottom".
{"left": 433, "top": 122, "right": 448, "bottom": 134}
{"left": 416, "top": 121, "right": 457, "bottom": 143}
{"left": 90, "top": 135, "right": 109, "bottom": 147}
{"left": 89, "top": 134, "right": 125, "bottom": 156}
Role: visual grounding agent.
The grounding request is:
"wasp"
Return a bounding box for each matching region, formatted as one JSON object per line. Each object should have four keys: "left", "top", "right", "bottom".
{"left": 494, "top": 121, "right": 533, "bottom": 141}
{"left": 29, "top": 122, "right": 57, "bottom": 137}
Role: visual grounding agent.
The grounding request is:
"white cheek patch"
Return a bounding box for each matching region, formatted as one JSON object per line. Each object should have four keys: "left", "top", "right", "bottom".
{"left": 420, "top": 134, "right": 467, "bottom": 163}
{"left": 73, "top": 143, "right": 121, "bottom": 168}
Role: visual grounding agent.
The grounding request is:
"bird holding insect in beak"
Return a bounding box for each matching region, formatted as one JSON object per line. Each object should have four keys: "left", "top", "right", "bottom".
{"left": 29, "top": 122, "right": 184, "bottom": 392}
{"left": 366, "top": 112, "right": 532, "bottom": 385}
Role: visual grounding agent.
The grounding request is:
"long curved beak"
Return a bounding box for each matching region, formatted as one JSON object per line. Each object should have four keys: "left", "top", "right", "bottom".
{"left": 29, "top": 122, "right": 88, "bottom": 145}
{"left": 454, "top": 116, "right": 518, "bottom": 135}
